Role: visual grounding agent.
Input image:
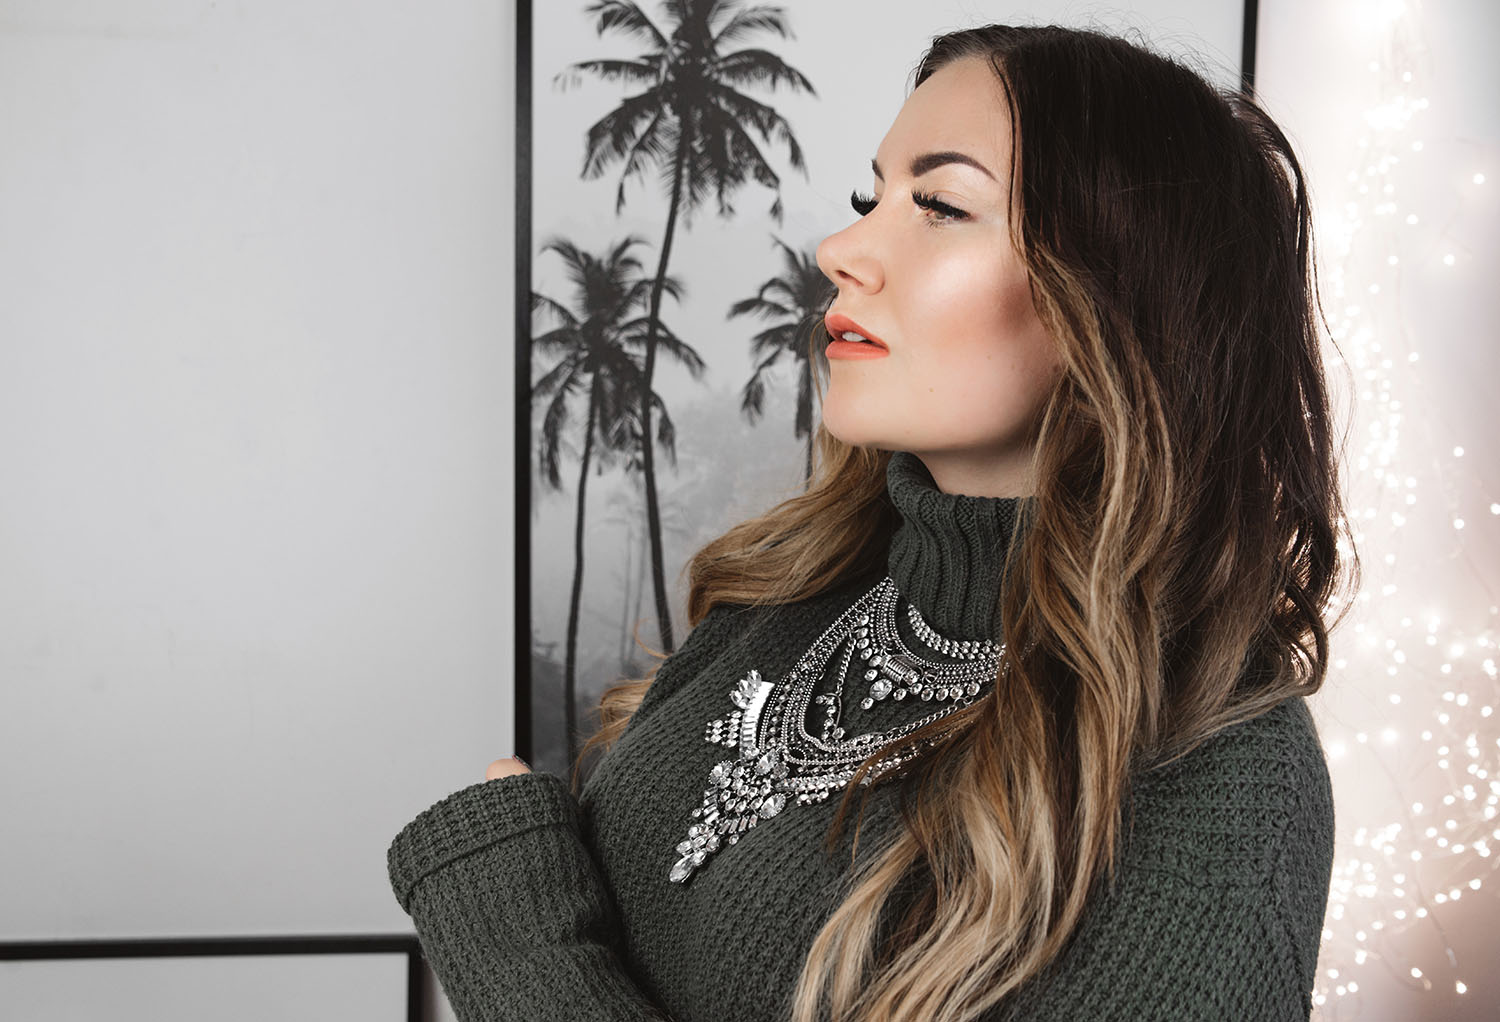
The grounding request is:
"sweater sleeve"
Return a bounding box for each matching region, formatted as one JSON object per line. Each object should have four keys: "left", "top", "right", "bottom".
{"left": 387, "top": 771, "right": 673, "bottom": 1022}
{"left": 384, "top": 603, "right": 753, "bottom": 1021}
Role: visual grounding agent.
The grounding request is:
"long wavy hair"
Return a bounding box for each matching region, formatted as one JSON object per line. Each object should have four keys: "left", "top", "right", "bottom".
{"left": 573, "top": 23, "right": 1361, "bottom": 1022}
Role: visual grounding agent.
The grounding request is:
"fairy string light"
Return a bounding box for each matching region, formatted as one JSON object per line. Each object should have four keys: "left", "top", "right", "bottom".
{"left": 1300, "top": 1, "right": 1498, "bottom": 1017}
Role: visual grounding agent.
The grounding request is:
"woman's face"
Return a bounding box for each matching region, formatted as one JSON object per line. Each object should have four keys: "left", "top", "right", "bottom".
{"left": 816, "top": 57, "right": 1061, "bottom": 498}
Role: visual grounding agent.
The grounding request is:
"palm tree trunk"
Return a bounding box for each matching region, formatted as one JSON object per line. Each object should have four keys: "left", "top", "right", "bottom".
{"left": 637, "top": 132, "right": 690, "bottom": 653}
{"left": 564, "top": 378, "right": 601, "bottom": 767}
{"left": 802, "top": 360, "right": 814, "bottom": 488}
{"left": 618, "top": 512, "right": 634, "bottom": 668}
{"left": 632, "top": 520, "right": 646, "bottom": 657}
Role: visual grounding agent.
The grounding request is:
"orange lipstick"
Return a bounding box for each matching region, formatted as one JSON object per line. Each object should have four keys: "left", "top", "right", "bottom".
{"left": 824, "top": 313, "right": 889, "bottom": 360}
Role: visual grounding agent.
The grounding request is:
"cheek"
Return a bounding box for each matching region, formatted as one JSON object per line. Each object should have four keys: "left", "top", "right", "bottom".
{"left": 903, "top": 258, "right": 1056, "bottom": 426}
{"left": 908, "top": 254, "right": 1047, "bottom": 376}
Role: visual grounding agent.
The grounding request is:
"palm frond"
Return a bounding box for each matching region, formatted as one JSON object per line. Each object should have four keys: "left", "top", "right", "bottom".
{"left": 741, "top": 342, "right": 791, "bottom": 424}
{"left": 554, "top": 57, "right": 660, "bottom": 92}
{"left": 711, "top": 6, "right": 793, "bottom": 48}
{"left": 711, "top": 48, "right": 816, "bottom": 98}
{"left": 612, "top": 109, "right": 673, "bottom": 213}
{"left": 538, "top": 372, "right": 584, "bottom": 488}
{"left": 530, "top": 292, "right": 578, "bottom": 328}
{"left": 531, "top": 324, "right": 583, "bottom": 356}
{"left": 618, "top": 316, "right": 707, "bottom": 379}
{"left": 650, "top": 324, "right": 709, "bottom": 379}
{"left": 651, "top": 392, "right": 677, "bottom": 465}
{"left": 740, "top": 368, "right": 767, "bottom": 423}
{"left": 699, "top": 102, "right": 780, "bottom": 194}
{"left": 748, "top": 322, "right": 796, "bottom": 359}
{"left": 581, "top": 90, "right": 668, "bottom": 182}
{"left": 727, "top": 293, "right": 791, "bottom": 320}
{"left": 624, "top": 273, "right": 685, "bottom": 312}
{"left": 531, "top": 352, "right": 580, "bottom": 399}
{"left": 583, "top": 0, "right": 668, "bottom": 50}
{"left": 705, "top": 82, "right": 806, "bottom": 173}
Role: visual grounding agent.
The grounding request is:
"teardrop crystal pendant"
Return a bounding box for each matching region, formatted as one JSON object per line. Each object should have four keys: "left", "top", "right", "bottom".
{"left": 669, "top": 695, "right": 789, "bottom": 884}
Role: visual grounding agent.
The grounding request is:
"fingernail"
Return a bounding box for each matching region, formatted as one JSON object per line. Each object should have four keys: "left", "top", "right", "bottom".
{"left": 514, "top": 754, "right": 530, "bottom": 769}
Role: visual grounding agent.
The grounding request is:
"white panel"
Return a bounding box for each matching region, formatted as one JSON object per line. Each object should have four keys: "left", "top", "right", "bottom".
{"left": 0, "top": 0, "right": 516, "bottom": 941}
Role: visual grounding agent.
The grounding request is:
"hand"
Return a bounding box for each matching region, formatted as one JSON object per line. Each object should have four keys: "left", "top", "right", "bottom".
{"left": 485, "top": 756, "right": 532, "bottom": 780}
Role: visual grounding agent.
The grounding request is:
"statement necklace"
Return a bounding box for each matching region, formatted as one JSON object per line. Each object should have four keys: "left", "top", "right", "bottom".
{"left": 667, "top": 576, "right": 1007, "bottom": 884}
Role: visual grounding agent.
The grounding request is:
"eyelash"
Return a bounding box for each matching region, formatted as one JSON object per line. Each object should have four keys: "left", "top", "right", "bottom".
{"left": 849, "top": 188, "right": 969, "bottom": 223}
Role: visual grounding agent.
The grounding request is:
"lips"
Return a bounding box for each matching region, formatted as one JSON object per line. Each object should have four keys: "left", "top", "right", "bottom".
{"left": 824, "top": 312, "right": 887, "bottom": 350}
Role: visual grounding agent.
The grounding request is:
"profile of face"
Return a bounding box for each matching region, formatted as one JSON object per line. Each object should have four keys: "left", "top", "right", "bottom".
{"left": 815, "top": 57, "right": 1062, "bottom": 498}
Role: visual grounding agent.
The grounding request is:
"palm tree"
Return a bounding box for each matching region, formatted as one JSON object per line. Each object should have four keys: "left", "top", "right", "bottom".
{"left": 600, "top": 467, "right": 693, "bottom": 672}
{"left": 730, "top": 236, "right": 832, "bottom": 487}
{"left": 531, "top": 235, "right": 705, "bottom": 763}
{"left": 556, "top": 0, "right": 815, "bottom": 652}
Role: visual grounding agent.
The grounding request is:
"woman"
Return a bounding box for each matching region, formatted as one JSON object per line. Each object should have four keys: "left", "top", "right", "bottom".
{"left": 388, "top": 23, "right": 1359, "bottom": 1022}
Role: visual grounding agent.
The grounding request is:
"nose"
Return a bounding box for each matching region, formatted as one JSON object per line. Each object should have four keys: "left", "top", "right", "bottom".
{"left": 816, "top": 215, "right": 883, "bottom": 295}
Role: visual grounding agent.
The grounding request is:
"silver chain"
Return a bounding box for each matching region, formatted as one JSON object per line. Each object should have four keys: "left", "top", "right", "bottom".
{"left": 907, "top": 603, "right": 1001, "bottom": 659}
{"left": 668, "top": 576, "right": 1008, "bottom": 884}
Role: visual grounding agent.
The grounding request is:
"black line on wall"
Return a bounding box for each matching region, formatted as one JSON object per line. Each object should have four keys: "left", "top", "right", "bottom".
{"left": 515, "top": 0, "right": 534, "bottom": 765}
{"left": 1241, "top": 0, "right": 1259, "bottom": 96}
{"left": 0, "top": 935, "right": 424, "bottom": 1022}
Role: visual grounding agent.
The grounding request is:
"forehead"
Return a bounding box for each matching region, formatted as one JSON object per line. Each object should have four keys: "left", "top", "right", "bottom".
{"left": 878, "top": 57, "right": 1013, "bottom": 170}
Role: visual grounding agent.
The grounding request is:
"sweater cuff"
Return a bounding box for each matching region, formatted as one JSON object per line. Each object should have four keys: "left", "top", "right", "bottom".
{"left": 387, "top": 771, "right": 580, "bottom": 912}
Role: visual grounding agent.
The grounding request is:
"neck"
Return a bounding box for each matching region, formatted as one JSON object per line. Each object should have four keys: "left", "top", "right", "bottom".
{"left": 909, "top": 448, "right": 1036, "bottom": 499}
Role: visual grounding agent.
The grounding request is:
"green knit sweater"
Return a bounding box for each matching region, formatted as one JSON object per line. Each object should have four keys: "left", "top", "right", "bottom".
{"left": 388, "top": 451, "right": 1335, "bottom": 1021}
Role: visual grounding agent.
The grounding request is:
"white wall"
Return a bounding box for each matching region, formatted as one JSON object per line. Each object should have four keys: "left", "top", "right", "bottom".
{"left": 0, "top": 2, "right": 513, "bottom": 1018}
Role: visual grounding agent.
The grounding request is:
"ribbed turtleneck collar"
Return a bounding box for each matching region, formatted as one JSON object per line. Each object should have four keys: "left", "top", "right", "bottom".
{"left": 884, "top": 450, "right": 1029, "bottom": 641}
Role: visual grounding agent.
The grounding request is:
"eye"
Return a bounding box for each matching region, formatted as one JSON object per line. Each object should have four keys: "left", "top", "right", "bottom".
{"left": 911, "top": 190, "right": 969, "bottom": 223}
{"left": 847, "top": 188, "right": 970, "bottom": 224}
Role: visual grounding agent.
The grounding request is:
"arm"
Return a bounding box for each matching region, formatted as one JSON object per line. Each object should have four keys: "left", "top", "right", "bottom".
{"left": 387, "top": 770, "right": 674, "bottom": 1022}
{"left": 385, "top": 603, "right": 751, "bottom": 1022}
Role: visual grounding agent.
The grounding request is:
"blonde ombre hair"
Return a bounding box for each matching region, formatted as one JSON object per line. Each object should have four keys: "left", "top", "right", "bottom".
{"left": 573, "top": 24, "right": 1360, "bottom": 1022}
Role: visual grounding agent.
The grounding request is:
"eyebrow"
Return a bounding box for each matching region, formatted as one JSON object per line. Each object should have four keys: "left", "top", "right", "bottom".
{"left": 870, "top": 151, "right": 996, "bottom": 182}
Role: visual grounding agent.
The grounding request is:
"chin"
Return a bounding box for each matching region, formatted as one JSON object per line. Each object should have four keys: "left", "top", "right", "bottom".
{"left": 820, "top": 412, "right": 893, "bottom": 452}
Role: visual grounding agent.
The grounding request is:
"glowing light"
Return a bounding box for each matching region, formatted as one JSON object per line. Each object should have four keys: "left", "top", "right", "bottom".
{"left": 1302, "top": 2, "right": 1495, "bottom": 1013}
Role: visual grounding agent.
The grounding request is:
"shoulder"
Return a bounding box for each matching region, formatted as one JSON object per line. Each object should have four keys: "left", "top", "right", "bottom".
{"left": 1123, "top": 697, "right": 1334, "bottom": 890}
{"left": 997, "top": 698, "right": 1335, "bottom": 1019}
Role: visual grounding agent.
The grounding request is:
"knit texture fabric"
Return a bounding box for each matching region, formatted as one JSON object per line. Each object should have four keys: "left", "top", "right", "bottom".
{"left": 387, "top": 451, "right": 1335, "bottom": 1021}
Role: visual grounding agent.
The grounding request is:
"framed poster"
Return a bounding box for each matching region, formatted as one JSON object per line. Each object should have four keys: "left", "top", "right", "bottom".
{"left": 519, "top": 0, "right": 1251, "bottom": 776}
